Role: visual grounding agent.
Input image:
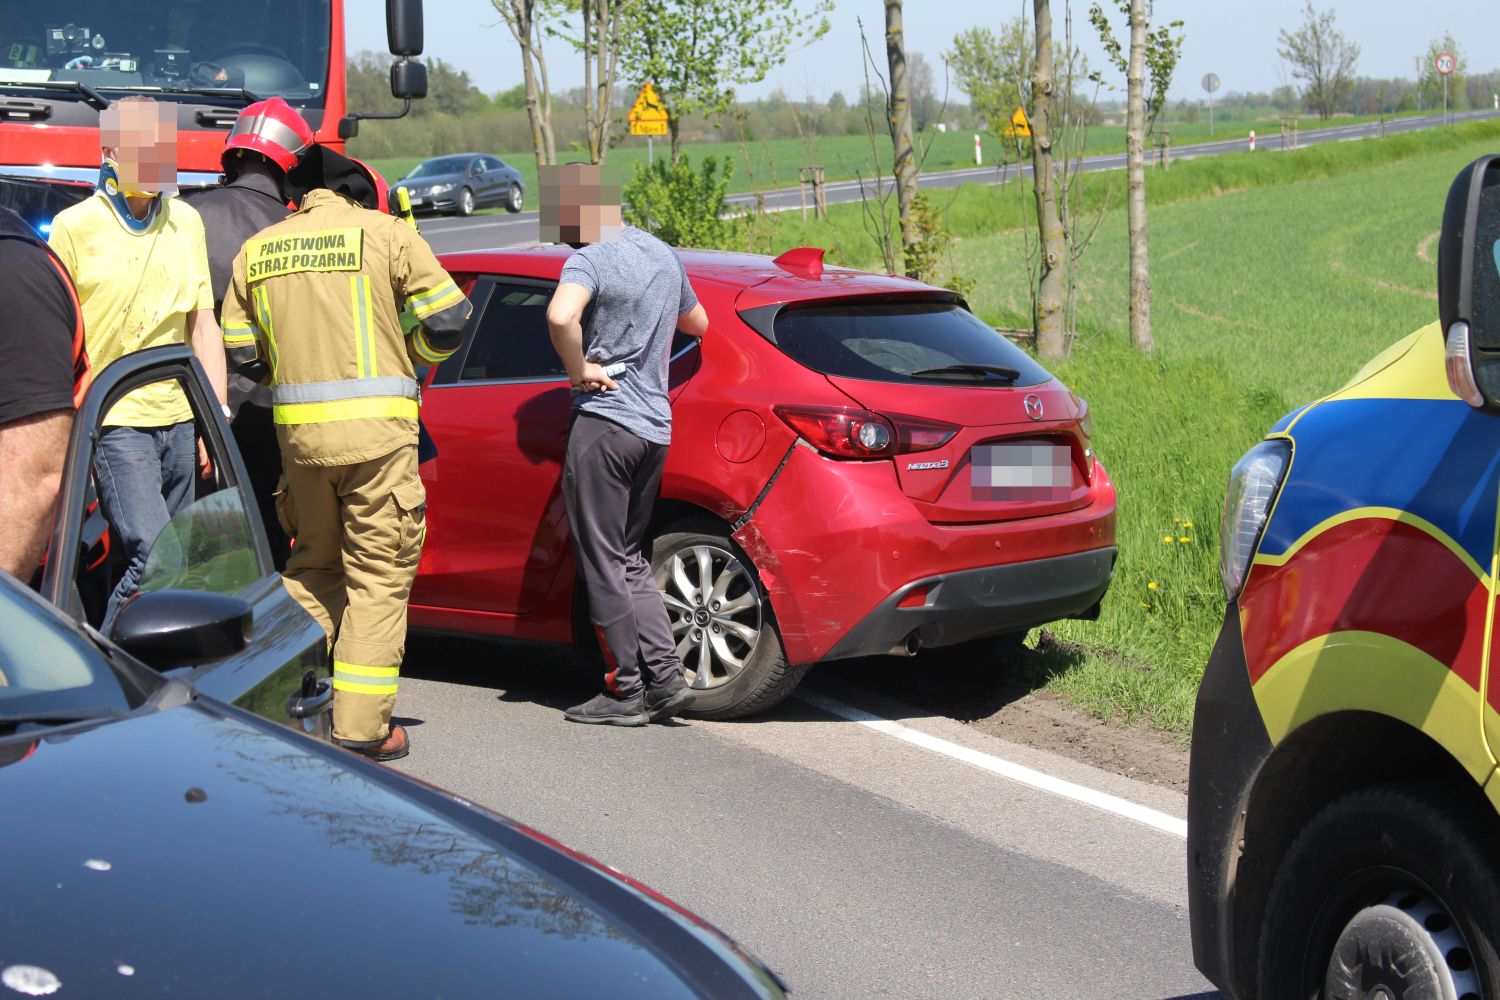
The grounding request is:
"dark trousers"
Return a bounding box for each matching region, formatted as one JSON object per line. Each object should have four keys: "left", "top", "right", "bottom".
{"left": 563, "top": 413, "right": 681, "bottom": 698}
{"left": 233, "top": 402, "right": 291, "bottom": 572}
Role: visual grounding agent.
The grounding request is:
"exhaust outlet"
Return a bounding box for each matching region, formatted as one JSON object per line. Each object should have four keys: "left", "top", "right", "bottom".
{"left": 902, "top": 631, "right": 923, "bottom": 657}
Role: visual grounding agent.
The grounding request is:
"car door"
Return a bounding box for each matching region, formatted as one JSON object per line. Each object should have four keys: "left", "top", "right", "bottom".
{"left": 42, "top": 345, "right": 332, "bottom": 738}
{"left": 413, "top": 277, "right": 574, "bottom": 617}
{"left": 483, "top": 157, "right": 510, "bottom": 205}
{"left": 470, "top": 157, "right": 494, "bottom": 207}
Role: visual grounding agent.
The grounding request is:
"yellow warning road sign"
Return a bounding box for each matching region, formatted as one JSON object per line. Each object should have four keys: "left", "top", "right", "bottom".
{"left": 1003, "top": 105, "right": 1031, "bottom": 138}
{"left": 629, "top": 81, "right": 669, "bottom": 136}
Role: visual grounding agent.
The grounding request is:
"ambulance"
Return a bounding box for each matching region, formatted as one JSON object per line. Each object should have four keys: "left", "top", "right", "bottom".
{"left": 1189, "top": 156, "right": 1500, "bottom": 999}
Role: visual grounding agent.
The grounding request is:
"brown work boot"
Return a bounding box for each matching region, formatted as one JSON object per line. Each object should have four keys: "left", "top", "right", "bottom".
{"left": 345, "top": 725, "right": 410, "bottom": 762}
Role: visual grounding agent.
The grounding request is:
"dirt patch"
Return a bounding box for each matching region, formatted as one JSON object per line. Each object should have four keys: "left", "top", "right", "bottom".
{"left": 1416, "top": 229, "right": 1440, "bottom": 266}
{"left": 821, "top": 640, "right": 1191, "bottom": 792}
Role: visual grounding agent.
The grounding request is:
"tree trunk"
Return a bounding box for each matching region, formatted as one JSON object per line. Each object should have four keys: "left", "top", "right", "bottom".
{"left": 1030, "top": 0, "right": 1067, "bottom": 359}
{"left": 668, "top": 114, "right": 681, "bottom": 165}
{"left": 582, "top": 0, "right": 597, "bottom": 162}
{"left": 884, "top": 0, "right": 919, "bottom": 277}
{"left": 1125, "top": 0, "right": 1153, "bottom": 352}
{"left": 509, "top": 0, "right": 550, "bottom": 172}
{"left": 594, "top": 0, "right": 617, "bottom": 165}
{"left": 534, "top": 18, "right": 556, "bottom": 164}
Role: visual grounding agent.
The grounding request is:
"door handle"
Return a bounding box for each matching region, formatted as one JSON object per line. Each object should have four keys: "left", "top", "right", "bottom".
{"left": 286, "top": 673, "right": 333, "bottom": 719}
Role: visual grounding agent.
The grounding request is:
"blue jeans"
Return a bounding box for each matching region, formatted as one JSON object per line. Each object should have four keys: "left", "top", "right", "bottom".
{"left": 94, "top": 422, "right": 195, "bottom": 624}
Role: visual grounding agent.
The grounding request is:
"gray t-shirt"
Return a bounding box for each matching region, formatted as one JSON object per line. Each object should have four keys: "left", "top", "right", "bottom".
{"left": 559, "top": 227, "right": 698, "bottom": 445}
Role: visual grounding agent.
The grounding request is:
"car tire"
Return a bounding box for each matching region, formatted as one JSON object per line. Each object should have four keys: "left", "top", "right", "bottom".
{"left": 505, "top": 183, "right": 523, "bottom": 213}
{"left": 651, "top": 519, "right": 810, "bottom": 720}
{"left": 1255, "top": 784, "right": 1500, "bottom": 1000}
{"left": 457, "top": 187, "right": 475, "bottom": 217}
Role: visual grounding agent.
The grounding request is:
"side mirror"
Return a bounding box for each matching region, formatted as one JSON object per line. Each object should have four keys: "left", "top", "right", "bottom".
{"left": 387, "top": 0, "right": 424, "bottom": 57}
{"left": 1438, "top": 154, "right": 1500, "bottom": 410}
{"left": 109, "top": 590, "right": 251, "bottom": 671}
{"left": 391, "top": 59, "right": 427, "bottom": 101}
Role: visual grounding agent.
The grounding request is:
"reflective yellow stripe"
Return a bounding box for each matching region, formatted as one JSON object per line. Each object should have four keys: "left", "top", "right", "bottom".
{"left": 252, "top": 285, "right": 279, "bottom": 378}
{"left": 332, "top": 678, "right": 400, "bottom": 695}
{"left": 273, "top": 396, "right": 419, "bottom": 425}
{"left": 350, "top": 274, "right": 375, "bottom": 379}
{"left": 411, "top": 329, "right": 448, "bottom": 364}
{"left": 410, "top": 280, "right": 463, "bottom": 319}
{"left": 223, "top": 324, "right": 256, "bottom": 345}
{"left": 333, "top": 660, "right": 399, "bottom": 696}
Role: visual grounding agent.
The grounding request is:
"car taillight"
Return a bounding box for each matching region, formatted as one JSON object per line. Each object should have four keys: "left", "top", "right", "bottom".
{"left": 773, "top": 406, "right": 959, "bottom": 459}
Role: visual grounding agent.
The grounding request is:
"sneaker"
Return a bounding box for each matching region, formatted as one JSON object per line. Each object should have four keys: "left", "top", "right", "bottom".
{"left": 645, "top": 677, "right": 694, "bottom": 723}
{"left": 564, "top": 691, "right": 649, "bottom": 727}
{"left": 339, "top": 725, "right": 410, "bottom": 762}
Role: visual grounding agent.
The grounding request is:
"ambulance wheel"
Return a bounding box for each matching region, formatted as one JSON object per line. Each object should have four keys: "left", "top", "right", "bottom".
{"left": 505, "top": 183, "right": 523, "bottom": 213}
{"left": 457, "top": 187, "right": 475, "bottom": 217}
{"left": 1256, "top": 785, "right": 1500, "bottom": 1000}
{"left": 650, "top": 520, "right": 809, "bottom": 720}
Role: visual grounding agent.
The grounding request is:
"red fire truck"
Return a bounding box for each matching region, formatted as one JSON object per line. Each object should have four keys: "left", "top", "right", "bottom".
{"left": 0, "top": 0, "right": 425, "bottom": 229}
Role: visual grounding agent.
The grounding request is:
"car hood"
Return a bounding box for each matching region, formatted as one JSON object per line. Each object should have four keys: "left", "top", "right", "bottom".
{"left": 396, "top": 172, "right": 465, "bottom": 189}
{"left": 0, "top": 704, "right": 780, "bottom": 998}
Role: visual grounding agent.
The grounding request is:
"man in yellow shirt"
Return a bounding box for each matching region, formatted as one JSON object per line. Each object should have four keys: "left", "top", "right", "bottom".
{"left": 49, "top": 96, "right": 227, "bottom": 622}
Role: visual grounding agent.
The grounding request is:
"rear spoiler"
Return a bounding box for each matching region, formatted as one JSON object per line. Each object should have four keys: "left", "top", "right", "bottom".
{"left": 737, "top": 289, "right": 968, "bottom": 345}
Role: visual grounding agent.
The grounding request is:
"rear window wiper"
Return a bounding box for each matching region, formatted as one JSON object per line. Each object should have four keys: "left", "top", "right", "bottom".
{"left": 0, "top": 80, "right": 109, "bottom": 110}
{"left": 910, "top": 363, "right": 1022, "bottom": 383}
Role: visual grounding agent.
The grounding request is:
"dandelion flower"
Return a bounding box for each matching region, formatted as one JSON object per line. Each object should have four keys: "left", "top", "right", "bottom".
{"left": 1162, "top": 535, "right": 1173, "bottom": 543}
{"left": 1179, "top": 536, "right": 1191, "bottom": 543}
{"left": 1147, "top": 581, "right": 1159, "bottom": 590}
{"left": 1183, "top": 520, "right": 1194, "bottom": 528}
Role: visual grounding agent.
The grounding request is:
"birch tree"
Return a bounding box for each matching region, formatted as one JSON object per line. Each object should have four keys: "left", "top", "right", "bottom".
{"left": 492, "top": 0, "right": 557, "bottom": 167}
{"left": 1031, "top": 0, "right": 1067, "bottom": 359}
{"left": 884, "top": 0, "right": 919, "bottom": 276}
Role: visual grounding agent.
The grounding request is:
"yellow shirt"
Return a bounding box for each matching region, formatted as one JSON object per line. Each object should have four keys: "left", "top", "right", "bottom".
{"left": 49, "top": 193, "right": 213, "bottom": 427}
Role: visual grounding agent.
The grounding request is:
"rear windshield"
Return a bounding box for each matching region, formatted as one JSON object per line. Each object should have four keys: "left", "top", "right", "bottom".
{"left": 771, "top": 301, "right": 1052, "bottom": 388}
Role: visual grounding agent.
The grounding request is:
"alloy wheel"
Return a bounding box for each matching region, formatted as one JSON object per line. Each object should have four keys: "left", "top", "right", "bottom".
{"left": 459, "top": 188, "right": 474, "bottom": 216}
{"left": 658, "top": 544, "right": 762, "bottom": 690}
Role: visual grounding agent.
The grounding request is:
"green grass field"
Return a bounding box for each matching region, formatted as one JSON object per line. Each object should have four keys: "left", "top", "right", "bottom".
{"left": 744, "top": 119, "right": 1497, "bottom": 737}
{"left": 366, "top": 109, "right": 1428, "bottom": 216}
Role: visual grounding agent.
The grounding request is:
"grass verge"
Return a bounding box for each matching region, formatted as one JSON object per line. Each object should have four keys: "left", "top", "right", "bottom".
{"left": 764, "top": 120, "right": 1498, "bottom": 736}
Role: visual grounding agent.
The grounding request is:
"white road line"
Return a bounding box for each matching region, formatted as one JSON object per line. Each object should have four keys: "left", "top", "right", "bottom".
{"left": 797, "top": 690, "right": 1189, "bottom": 839}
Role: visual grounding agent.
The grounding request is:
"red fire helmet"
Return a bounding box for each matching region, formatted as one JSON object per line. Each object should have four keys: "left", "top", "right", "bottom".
{"left": 222, "top": 97, "right": 313, "bottom": 175}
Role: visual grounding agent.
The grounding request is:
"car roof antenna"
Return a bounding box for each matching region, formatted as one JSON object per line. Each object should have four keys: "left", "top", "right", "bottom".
{"left": 773, "top": 247, "right": 824, "bottom": 279}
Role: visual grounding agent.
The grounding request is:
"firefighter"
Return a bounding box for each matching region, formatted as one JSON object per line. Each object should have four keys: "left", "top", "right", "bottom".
{"left": 184, "top": 97, "right": 313, "bottom": 571}
{"left": 220, "top": 145, "right": 471, "bottom": 761}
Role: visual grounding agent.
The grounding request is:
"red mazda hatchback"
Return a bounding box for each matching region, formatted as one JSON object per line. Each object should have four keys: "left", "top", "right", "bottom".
{"left": 411, "top": 245, "right": 1117, "bottom": 719}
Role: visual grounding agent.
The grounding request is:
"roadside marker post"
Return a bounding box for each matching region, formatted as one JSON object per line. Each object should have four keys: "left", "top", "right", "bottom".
{"left": 1248, "top": 129, "right": 1255, "bottom": 152}
{"left": 974, "top": 133, "right": 981, "bottom": 165}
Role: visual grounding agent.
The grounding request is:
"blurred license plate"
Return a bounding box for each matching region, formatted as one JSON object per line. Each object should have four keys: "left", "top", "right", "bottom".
{"left": 971, "top": 443, "right": 1072, "bottom": 501}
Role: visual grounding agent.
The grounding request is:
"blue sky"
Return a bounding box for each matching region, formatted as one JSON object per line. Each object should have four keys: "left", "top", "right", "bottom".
{"left": 348, "top": 1, "right": 1500, "bottom": 104}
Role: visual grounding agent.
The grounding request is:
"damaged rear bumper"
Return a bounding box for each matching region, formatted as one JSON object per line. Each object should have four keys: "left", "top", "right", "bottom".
{"left": 825, "top": 548, "right": 1116, "bottom": 659}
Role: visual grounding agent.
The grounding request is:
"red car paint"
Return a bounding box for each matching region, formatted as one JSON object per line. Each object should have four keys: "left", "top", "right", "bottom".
{"left": 411, "top": 246, "right": 1116, "bottom": 673}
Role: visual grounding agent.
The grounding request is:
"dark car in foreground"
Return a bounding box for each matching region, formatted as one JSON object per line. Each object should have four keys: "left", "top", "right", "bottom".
{"left": 0, "top": 573, "right": 786, "bottom": 998}
{"left": 2, "top": 348, "right": 786, "bottom": 997}
{"left": 394, "top": 153, "right": 526, "bottom": 216}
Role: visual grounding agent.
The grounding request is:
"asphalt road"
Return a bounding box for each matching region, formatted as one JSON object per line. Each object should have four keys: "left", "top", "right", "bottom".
{"left": 419, "top": 109, "right": 1500, "bottom": 255}
{"left": 392, "top": 636, "right": 1222, "bottom": 999}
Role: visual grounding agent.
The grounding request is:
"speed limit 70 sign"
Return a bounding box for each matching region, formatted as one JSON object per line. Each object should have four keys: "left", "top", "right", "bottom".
{"left": 1436, "top": 52, "right": 1457, "bottom": 76}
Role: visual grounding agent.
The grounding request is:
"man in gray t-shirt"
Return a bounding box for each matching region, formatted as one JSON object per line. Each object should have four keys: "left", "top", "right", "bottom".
{"left": 544, "top": 163, "right": 710, "bottom": 727}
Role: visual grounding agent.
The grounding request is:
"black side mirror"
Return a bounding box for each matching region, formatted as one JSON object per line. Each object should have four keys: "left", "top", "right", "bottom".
{"left": 391, "top": 59, "right": 427, "bottom": 101}
{"left": 109, "top": 590, "right": 251, "bottom": 671}
{"left": 1438, "top": 154, "right": 1500, "bottom": 411}
{"left": 387, "top": 0, "right": 424, "bottom": 57}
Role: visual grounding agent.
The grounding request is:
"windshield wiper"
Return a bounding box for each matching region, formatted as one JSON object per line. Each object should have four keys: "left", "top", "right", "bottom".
{"left": 160, "top": 85, "right": 262, "bottom": 105}
{"left": 910, "top": 363, "right": 1022, "bottom": 383}
{"left": 0, "top": 80, "right": 109, "bottom": 111}
{"left": 0, "top": 706, "right": 126, "bottom": 734}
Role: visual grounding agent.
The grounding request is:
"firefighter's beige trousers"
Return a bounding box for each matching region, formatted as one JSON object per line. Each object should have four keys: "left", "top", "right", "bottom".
{"left": 275, "top": 445, "right": 426, "bottom": 745}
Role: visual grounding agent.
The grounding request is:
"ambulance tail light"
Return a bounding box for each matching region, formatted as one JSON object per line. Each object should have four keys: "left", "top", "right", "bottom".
{"left": 1220, "top": 439, "right": 1291, "bottom": 602}
{"left": 1445, "top": 322, "right": 1486, "bottom": 408}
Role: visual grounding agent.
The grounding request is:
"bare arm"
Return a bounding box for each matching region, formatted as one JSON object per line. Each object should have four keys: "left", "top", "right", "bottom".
{"left": 0, "top": 410, "right": 73, "bottom": 579}
{"left": 189, "top": 308, "right": 227, "bottom": 406}
{"left": 547, "top": 281, "right": 616, "bottom": 392}
{"left": 677, "top": 302, "right": 709, "bottom": 338}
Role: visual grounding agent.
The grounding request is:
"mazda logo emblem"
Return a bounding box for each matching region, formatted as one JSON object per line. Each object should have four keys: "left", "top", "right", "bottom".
{"left": 1024, "top": 394, "right": 1044, "bottom": 421}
